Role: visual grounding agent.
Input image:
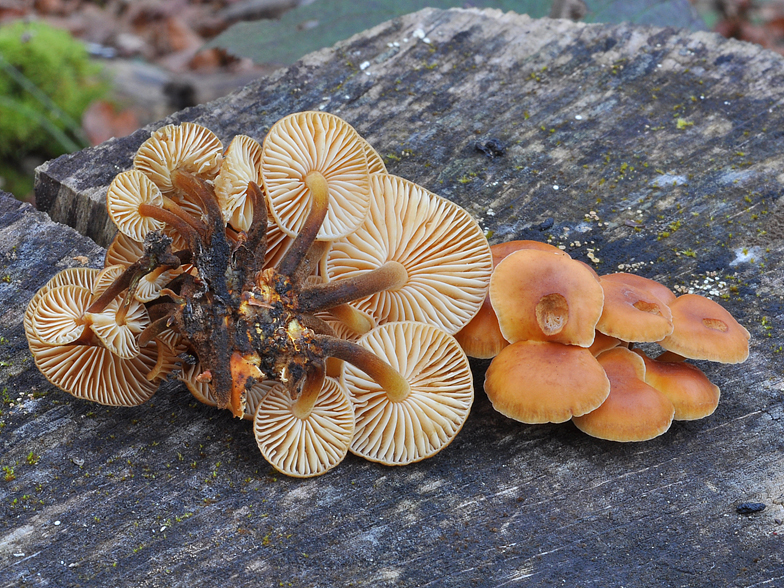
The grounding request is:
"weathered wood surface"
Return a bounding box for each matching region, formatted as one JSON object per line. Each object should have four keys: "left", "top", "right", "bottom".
{"left": 3, "top": 7, "right": 783, "bottom": 587}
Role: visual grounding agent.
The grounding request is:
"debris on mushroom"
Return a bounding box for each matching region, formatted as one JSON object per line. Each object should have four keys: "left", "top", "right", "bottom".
{"left": 489, "top": 248, "right": 604, "bottom": 347}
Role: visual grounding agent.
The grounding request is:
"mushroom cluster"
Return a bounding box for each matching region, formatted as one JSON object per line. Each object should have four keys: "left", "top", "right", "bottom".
{"left": 25, "top": 112, "right": 492, "bottom": 477}
{"left": 455, "top": 240, "right": 750, "bottom": 442}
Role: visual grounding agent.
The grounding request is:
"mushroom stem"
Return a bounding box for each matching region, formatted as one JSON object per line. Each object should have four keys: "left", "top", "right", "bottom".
{"left": 316, "top": 335, "right": 410, "bottom": 402}
{"left": 160, "top": 196, "right": 208, "bottom": 235}
{"left": 139, "top": 203, "right": 202, "bottom": 250}
{"left": 139, "top": 314, "right": 174, "bottom": 347}
{"left": 299, "top": 261, "right": 408, "bottom": 312}
{"left": 233, "top": 182, "right": 268, "bottom": 282}
{"left": 328, "top": 304, "right": 375, "bottom": 335}
{"left": 291, "top": 240, "right": 329, "bottom": 287}
{"left": 291, "top": 361, "right": 326, "bottom": 419}
{"left": 276, "top": 170, "right": 329, "bottom": 278}
{"left": 170, "top": 170, "right": 227, "bottom": 241}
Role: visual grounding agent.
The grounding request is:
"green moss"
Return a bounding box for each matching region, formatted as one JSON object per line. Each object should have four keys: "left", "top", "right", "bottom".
{"left": 0, "top": 21, "right": 106, "bottom": 164}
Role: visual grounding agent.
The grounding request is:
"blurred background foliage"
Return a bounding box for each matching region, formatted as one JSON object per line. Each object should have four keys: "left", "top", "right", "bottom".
{"left": 0, "top": 0, "right": 778, "bottom": 203}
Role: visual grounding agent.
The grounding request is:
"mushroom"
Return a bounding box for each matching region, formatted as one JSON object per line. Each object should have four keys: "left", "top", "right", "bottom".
{"left": 455, "top": 240, "right": 569, "bottom": 359}
{"left": 317, "top": 173, "right": 493, "bottom": 335}
{"left": 105, "top": 232, "right": 145, "bottom": 268}
{"left": 133, "top": 122, "right": 223, "bottom": 197}
{"left": 341, "top": 322, "right": 474, "bottom": 466}
{"left": 31, "top": 340, "right": 159, "bottom": 406}
{"left": 484, "top": 340, "right": 610, "bottom": 424}
{"left": 83, "top": 294, "right": 150, "bottom": 360}
{"left": 489, "top": 248, "right": 604, "bottom": 347}
{"left": 254, "top": 376, "right": 355, "bottom": 477}
{"left": 260, "top": 111, "right": 372, "bottom": 241}
{"left": 106, "top": 170, "right": 203, "bottom": 247}
{"left": 600, "top": 272, "right": 676, "bottom": 305}
{"left": 30, "top": 285, "right": 93, "bottom": 346}
{"left": 572, "top": 347, "right": 675, "bottom": 442}
{"left": 214, "top": 134, "right": 263, "bottom": 232}
{"left": 658, "top": 294, "right": 750, "bottom": 363}
{"left": 633, "top": 349, "right": 720, "bottom": 420}
{"left": 596, "top": 275, "right": 674, "bottom": 343}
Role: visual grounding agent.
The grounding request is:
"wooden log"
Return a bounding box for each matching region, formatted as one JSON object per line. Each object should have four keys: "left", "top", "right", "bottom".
{"left": 2, "top": 8, "right": 782, "bottom": 587}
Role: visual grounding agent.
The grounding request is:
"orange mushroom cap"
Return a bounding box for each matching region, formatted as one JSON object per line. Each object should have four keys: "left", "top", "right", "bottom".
{"left": 489, "top": 249, "right": 604, "bottom": 347}
{"left": 596, "top": 276, "right": 674, "bottom": 343}
{"left": 483, "top": 340, "right": 610, "bottom": 424}
{"left": 633, "top": 349, "right": 720, "bottom": 421}
{"left": 572, "top": 347, "right": 675, "bottom": 441}
{"left": 600, "top": 272, "right": 677, "bottom": 305}
{"left": 659, "top": 294, "right": 750, "bottom": 363}
{"left": 455, "top": 240, "right": 568, "bottom": 359}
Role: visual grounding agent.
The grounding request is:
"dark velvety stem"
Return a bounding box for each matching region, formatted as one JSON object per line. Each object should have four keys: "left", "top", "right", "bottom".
{"left": 139, "top": 203, "right": 201, "bottom": 251}
{"left": 299, "top": 261, "right": 408, "bottom": 312}
{"left": 171, "top": 170, "right": 224, "bottom": 233}
{"left": 233, "top": 182, "right": 268, "bottom": 285}
{"left": 291, "top": 240, "right": 329, "bottom": 288}
{"left": 298, "top": 313, "right": 335, "bottom": 336}
{"left": 160, "top": 196, "right": 207, "bottom": 235}
{"left": 139, "top": 315, "right": 174, "bottom": 347}
{"left": 276, "top": 171, "right": 329, "bottom": 278}
{"left": 316, "top": 335, "right": 410, "bottom": 402}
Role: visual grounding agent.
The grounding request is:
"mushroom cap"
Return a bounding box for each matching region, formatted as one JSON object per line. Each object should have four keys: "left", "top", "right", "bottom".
{"left": 106, "top": 170, "right": 166, "bottom": 242}
{"left": 133, "top": 122, "right": 223, "bottom": 196}
{"left": 31, "top": 285, "right": 92, "bottom": 346}
{"left": 260, "top": 111, "right": 371, "bottom": 240}
{"left": 362, "top": 138, "right": 386, "bottom": 175}
{"left": 600, "top": 272, "right": 677, "bottom": 305}
{"left": 105, "top": 232, "right": 144, "bottom": 268}
{"left": 32, "top": 340, "right": 159, "bottom": 406}
{"left": 659, "top": 294, "right": 750, "bottom": 363}
{"left": 453, "top": 295, "right": 509, "bottom": 359}
{"left": 490, "top": 240, "right": 569, "bottom": 264}
{"left": 596, "top": 276, "right": 674, "bottom": 343}
{"left": 633, "top": 349, "right": 720, "bottom": 420}
{"left": 489, "top": 249, "right": 604, "bottom": 347}
{"left": 214, "top": 134, "right": 263, "bottom": 231}
{"left": 92, "top": 264, "right": 126, "bottom": 300}
{"left": 342, "top": 321, "right": 474, "bottom": 466}
{"left": 84, "top": 295, "right": 150, "bottom": 360}
{"left": 454, "top": 240, "right": 568, "bottom": 359}
{"left": 484, "top": 340, "right": 610, "bottom": 424}
{"left": 325, "top": 173, "right": 493, "bottom": 335}
{"left": 572, "top": 347, "right": 675, "bottom": 442}
{"left": 254, "top": 377, "right": 355, "bottom": 477}
{"left": 587, "top": 331, "right": 622, "bottom": 356}
{"left": 25, "top": 268, "right": 99, "bottom": 346}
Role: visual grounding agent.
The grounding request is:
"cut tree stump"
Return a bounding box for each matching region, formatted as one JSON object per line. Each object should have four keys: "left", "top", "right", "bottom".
{"left": 2, "top": 8, "right": 783, "bottom": 587}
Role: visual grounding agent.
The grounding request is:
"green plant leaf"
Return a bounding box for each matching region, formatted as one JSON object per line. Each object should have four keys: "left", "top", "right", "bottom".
{"left": 207, "top": 1, "right": 553, "bottom": 66}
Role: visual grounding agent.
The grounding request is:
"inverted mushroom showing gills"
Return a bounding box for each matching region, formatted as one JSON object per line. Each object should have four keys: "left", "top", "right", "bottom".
{"left": 24, "top": 113, "right": 495, "bottom": 477}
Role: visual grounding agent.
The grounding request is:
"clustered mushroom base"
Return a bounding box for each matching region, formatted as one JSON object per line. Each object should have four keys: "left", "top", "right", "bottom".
{"left": 25, "top": 113, "right": 489, "bottom": 478}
